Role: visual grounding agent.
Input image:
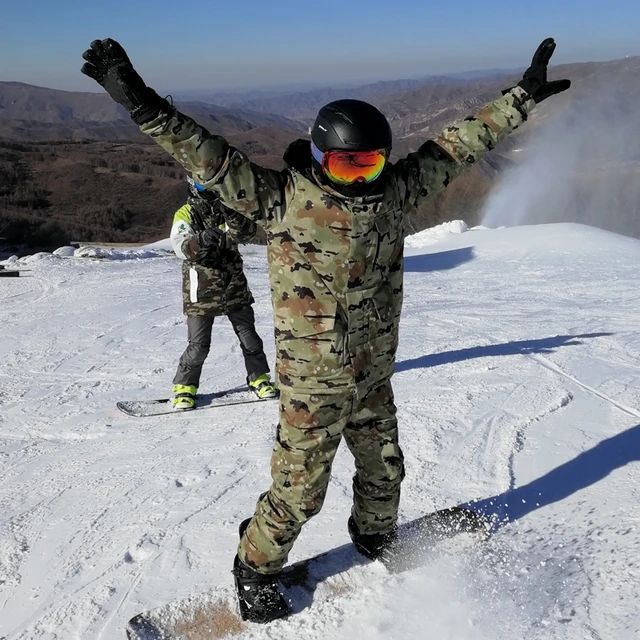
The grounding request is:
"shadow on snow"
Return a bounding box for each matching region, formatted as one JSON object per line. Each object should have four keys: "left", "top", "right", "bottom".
{"left": 395, "top": 332, "right": 613, "bottom": 373}
{"left": 467, "top": 422, "right": 640, "bottom": 529}
{"left": 404, "top": 246, "right": 475, "bottom": 273}
{"left": 283, "top": 422, "right": 639, "bottom": 612}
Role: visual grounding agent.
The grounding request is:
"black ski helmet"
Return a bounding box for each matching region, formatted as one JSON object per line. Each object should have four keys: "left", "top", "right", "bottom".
{"left": 311, "top": 99, "right": 392, "bottom": 153}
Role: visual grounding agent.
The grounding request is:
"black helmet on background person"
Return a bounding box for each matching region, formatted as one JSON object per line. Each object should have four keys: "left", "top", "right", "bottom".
{"left": 187, "top": 175, "right": 219, "bottom": 203}
{"left": 311, "top": 99, "right": 392, "bottom": 152}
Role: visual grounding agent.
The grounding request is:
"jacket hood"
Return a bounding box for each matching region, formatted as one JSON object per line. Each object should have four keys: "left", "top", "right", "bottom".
{"left": 283, "top": 138, "right": 314, "bottom": 178}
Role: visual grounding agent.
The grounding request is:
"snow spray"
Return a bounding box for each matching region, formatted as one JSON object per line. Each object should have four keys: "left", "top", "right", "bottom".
{"left": 480, "top": 74, "right": 640, "bottom": 237}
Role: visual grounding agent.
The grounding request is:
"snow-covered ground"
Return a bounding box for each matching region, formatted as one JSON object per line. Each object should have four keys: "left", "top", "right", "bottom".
{"left": 1, "top": 222, "right": 639, "bottom": 639}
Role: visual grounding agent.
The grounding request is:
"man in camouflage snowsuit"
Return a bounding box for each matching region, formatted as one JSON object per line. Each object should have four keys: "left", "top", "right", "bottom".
{"left": 81, "top": 36, "right": 569, "bottom": 619}
{"left": 170, "top": 178, "right": 277, "bottom": 409}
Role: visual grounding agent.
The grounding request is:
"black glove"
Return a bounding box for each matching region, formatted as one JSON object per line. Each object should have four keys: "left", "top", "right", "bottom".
{"left": 199, "top": 227, "right": 223, "bottom": 250}
{"left": 81, "top": 38, "right": 168, "bottom": 124}
{"left": 517, "top": 38, "right": 571, "bottom": 103}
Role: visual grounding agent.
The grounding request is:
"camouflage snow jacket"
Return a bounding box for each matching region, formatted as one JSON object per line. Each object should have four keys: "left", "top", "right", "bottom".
{"left": 145, "top": 87, "right": 535, "bottom": 394}
{"left": 170, "top": 195, "right": 256, "bottom": 317}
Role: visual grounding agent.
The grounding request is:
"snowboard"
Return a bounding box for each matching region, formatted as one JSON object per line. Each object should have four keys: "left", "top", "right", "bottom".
{"left": 125, "top": 507, "right": 489, "bottom": 639}
{"left": 117, "top": 386, "right": 278, "bottom": 418}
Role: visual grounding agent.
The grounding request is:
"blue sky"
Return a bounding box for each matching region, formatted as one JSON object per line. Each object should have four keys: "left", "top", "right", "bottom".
{"left": 1, "top": 0, "right": 638, "bottom": 93}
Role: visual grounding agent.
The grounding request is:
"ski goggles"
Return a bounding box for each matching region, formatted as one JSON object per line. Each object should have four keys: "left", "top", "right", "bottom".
{"left": 311, "top": 141, "right": 388, "bottom": 185}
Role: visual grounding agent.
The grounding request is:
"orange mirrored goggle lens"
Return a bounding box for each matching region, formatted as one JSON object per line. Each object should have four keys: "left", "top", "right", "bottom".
{"left": 311, "top": 141, "right": 387, "bottom": 185}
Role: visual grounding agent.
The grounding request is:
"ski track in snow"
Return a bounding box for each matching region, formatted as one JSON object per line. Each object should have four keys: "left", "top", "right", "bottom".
{"left": 1, "top": 226, "right": 639, "bottom": 639}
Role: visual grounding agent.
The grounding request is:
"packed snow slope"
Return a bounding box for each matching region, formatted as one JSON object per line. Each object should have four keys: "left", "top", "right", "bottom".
{"left": 1, "top": 222, "right": 639, "bottom": 640}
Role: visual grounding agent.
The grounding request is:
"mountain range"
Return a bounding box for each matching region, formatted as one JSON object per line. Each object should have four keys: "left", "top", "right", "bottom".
{"left": 0, "top": 55, "right": 638, "bottom": 252}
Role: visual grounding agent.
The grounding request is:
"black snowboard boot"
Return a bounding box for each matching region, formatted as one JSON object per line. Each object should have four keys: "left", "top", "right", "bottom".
{"left": 233, "top": 518, "right": 290, "bottom": 623}
{"left": 348, "top": 516, "right": 397, "bottom": 561}
{"left": 238, "top": 517, "right": 251, "bottom": 538}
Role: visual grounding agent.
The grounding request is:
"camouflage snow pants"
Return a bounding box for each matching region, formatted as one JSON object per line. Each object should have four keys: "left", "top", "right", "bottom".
{"left": 238, "top": 379, "right": 405, "bottom": 574}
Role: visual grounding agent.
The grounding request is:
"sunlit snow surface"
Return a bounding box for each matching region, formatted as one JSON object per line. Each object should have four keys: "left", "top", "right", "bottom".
{"left": 1, "top": 222, "right": 639, "bottom": 639}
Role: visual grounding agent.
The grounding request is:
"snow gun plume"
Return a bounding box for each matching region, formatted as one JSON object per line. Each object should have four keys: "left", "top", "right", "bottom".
{"left": 481, "top": 76, "right": 640, "bottom": 236}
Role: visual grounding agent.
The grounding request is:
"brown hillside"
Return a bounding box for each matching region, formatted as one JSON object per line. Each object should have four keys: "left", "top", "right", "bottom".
{"left": 0, "top": 126, "right": 299, "bottom": 253}
{"left": 2, "top": 56, "right": 639, "bottom": 253}
{"left": 0, "top": 82, "right": 305, "bottom": 141}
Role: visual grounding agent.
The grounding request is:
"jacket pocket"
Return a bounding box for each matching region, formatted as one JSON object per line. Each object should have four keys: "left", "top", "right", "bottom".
{"left": 185, "top": 263, "right": 229, "bottom": 308}
{"left": 275, "top": 298, "right": 347, "bottom": 383}
{"left": 352, "top": 331, "right": 399, "bottom": 393}
{"left": 373, "top": 210, "right": 403, "bottom": 269}
{"left": 274, "top": 294, "right": 338, "bottom": 338}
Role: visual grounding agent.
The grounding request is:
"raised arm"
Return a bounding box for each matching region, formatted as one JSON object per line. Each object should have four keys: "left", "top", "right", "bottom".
{"left": 393, "top": 87, "right": 534, "bottom": 210}
{"left": 219, "top": 204, "right": 258, "bottom": 245}
{"left": 139, "top": 109, "right": 288, "bottom": 229}
{"left": 81, "top": 38, "right": 289, "bottom": 229}
{"left": 393, "top": 38, "right": 570, "bottom": 212}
